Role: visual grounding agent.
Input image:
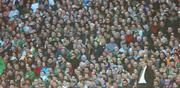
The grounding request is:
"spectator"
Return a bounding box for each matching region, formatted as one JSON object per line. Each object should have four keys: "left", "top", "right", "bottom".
{"left": 0, "top": 0, "right": 179, "bottom": 88}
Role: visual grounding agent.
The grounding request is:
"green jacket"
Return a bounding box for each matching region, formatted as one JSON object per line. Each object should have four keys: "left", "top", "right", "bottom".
{"left": 0, "top": 56, "right": 6, "bottom": 75}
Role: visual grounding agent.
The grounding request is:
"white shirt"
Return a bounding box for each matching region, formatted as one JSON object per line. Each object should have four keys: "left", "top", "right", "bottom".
{"left": 49, "top": 0, "right": 55, "bottom": 6}
{"left": 31, "top": 3, "right": 39, "bottom": 12}
{"left": 138, "top": 66, "right": 147, "bottom": 84}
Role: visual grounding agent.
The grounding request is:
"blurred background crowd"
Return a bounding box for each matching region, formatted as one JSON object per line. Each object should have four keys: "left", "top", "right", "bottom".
{"left": 0, "top": 0, "right": 180, "bottom": 88}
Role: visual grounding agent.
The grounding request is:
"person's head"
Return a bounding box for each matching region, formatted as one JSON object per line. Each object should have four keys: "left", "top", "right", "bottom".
{"left": 147, "top": 60, "right": 153, "bottom": 66}
{"left": 160, "top": 51, "right": 166, "bottom": 59}
{"left": 177, "top": 28, "right": 180, "bottom": 34}
{"left": 127, "top": 63, "right": 132, "bottom": 69}
{"left": 122, "top": 79, "right": 128, "bottom": 87}
{"left": 140, "top": 60, "right": 147, "bottom": 68}
{"left": 175, "top": 74, "right": 180, "bottom": 84}
{"left": 154, "top": 80, "right": 159, "bottom": 87}
{"left": 84, "top": 73, "right": 89, "bottom": 80}
{"left": 167, "top": 27, "right": 173, "bottom": 33}
{"left": 78, "top": 75, "right": 83, "bottom": 81}
{"left": 173, "top": 82, "right": 178, "bottom": 88}
{"left": 165, "top": 78, "right": 170, "bottom": 86}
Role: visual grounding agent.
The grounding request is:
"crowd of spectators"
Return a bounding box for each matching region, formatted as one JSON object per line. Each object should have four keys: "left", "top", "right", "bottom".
{"left": 0, "top": 0, "right": 180, "bottom": 88}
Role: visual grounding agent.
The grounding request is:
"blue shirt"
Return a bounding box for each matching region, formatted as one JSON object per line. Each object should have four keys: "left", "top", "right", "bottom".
{"left": 8, "top": 9, "right": 19, "bottom": 18}
{"left": 40, "top": 67, "right": 49, "bottom": 81}
{"left": 83, "top": 0, "right": 89, "bottom": 6}
{"left": 105, "top": 43, "right": 117, "bottom": 52}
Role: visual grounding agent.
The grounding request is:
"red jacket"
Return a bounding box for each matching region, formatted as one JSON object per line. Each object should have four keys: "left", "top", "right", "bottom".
{"left": 125, "top": 34, "right": 133, "bottom": 44}
{"left": 151, "top": 24, "right": 158, "bottom": 34}
{"left": 34, "top": 67, "right": 42, "bottom": 75}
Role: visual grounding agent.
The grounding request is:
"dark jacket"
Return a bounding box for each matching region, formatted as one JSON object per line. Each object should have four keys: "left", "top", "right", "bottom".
{"left": 138, "top": 66, "right": 155, "bottom": 87}
{"left": 145, "top": 66, "right": 155, "bottom": 86}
